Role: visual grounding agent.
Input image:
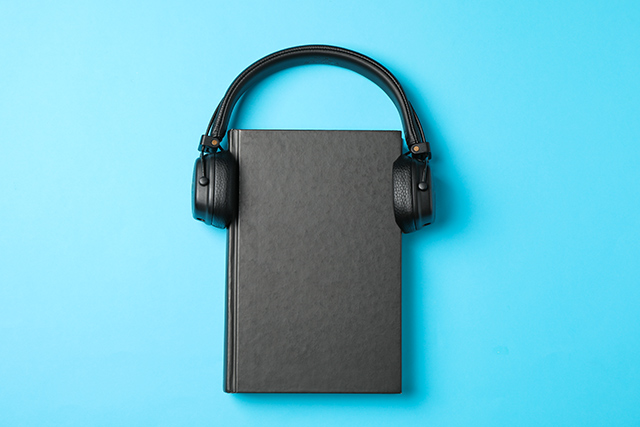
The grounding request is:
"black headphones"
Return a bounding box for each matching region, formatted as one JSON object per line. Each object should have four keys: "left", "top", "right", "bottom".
{"left": 192, "top": 45, "right": 434, "bottom": 233}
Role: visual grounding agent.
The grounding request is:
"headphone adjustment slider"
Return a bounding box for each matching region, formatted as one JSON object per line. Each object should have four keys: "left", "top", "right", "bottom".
{"left": 199, "top": 135, "right": 220, "bottom": 153}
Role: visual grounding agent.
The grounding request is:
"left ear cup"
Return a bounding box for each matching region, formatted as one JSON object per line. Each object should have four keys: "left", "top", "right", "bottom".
{"left": 192, "top": 150, "right": 238, "bottom": 228}
{"left": 392, "top": 154, "right": 434, "bottom": 233}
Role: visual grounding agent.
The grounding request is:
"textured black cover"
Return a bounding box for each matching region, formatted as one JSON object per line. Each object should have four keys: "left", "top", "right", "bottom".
{"left": 226, "top": 130, "right": 402, "bottom": 393}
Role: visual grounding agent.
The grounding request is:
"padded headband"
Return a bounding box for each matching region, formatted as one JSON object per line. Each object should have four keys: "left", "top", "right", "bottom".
{"left": 205, "top": 44, "right": 429, "bottom": 157}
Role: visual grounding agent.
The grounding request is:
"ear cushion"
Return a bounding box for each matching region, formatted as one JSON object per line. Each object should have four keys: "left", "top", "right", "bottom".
{"left": 211, "top": 150, "right": 238, "bottom": 228}
{"left": 392, "top": 154, "right": 434, "bottom": 233}
{"left": 392, "top": 155, "right": 417, "bottom": 233}
{"left": 192, "top": 150, "right": 238, "bottom": 228}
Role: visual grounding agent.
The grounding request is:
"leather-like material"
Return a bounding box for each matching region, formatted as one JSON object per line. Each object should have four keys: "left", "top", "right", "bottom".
{"left": 392, "top": 155, "right": 434, "bottom": 233}
{"left": 392, "top": 155, "right": 417, "bottom": 233}
{"left": 207, "top": 45, "right": 426, "bottom": 149}
{"left": 192, "top": 150, "right": 238, "bottom": 228}
{"left": 211, "top": 150, "right": 238, "bottom": 228}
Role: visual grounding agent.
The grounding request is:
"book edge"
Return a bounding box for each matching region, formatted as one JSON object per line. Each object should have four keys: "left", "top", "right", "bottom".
{"left": 224, "top": 129, "right": 240, "bottom": 393}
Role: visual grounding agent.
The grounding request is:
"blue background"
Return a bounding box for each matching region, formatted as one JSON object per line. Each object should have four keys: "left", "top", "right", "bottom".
{"left": 1, "top": 0, "right": 639, "bottom": 425}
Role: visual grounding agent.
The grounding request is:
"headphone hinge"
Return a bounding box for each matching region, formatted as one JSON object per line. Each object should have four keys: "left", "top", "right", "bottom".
{"left": 199, "top": 135, "right": 221, "bottom": 153}
{"left": 409, "top": 142, "right": 431, "bottom": 160}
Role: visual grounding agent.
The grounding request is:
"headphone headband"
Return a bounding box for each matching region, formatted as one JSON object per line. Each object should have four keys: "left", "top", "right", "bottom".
{"left": 205, "top": 44, "right": 429, "bottom": 158}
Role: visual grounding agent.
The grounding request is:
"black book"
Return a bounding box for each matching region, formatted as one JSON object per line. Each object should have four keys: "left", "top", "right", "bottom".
{"left": 225, "top": 129, "right": 402, "bottom": 393}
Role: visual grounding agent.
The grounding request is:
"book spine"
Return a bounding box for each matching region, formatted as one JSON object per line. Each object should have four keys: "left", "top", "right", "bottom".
{"left": 224, "top": 130, "right": 239, "bottom": 393}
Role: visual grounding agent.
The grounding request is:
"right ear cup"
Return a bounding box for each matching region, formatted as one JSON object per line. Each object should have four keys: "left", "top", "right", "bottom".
{"left": 392, "top": 154, "right": 435, "bottom": 233}
{"left": 192, "top": 150, "right": 238, "bottom": 228}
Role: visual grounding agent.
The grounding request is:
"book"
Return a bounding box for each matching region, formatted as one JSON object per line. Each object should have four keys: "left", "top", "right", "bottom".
{"left": 225, "top": 129, "right": 402, "bottom": 393}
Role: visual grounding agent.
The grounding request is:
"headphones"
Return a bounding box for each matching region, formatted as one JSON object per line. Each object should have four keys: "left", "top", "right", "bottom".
{"left": 192, "top": 45, "right": 434, "bottom": 233}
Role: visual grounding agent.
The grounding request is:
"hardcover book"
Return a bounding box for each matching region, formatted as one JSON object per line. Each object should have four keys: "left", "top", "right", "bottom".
{"left": 225, "top": 129, "right": 402, "bottom": 393}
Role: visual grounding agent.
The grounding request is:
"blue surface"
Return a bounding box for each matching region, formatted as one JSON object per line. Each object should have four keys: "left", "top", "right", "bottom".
{"left": 1, "top": 1, "right": 639, "bottom": 425}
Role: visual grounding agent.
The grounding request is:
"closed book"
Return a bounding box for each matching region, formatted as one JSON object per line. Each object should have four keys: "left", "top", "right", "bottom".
{"left": 225, "top": 129, "right": 402, "bottom": 393}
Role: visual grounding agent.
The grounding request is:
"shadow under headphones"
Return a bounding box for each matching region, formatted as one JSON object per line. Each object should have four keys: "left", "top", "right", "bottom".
{"left": 192, "top": 45, "right": 435, "bottom": 233}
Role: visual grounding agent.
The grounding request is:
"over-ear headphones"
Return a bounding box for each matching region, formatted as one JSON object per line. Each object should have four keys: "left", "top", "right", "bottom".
{"left": 192, "top": 45, "right": 434, "bottom": 233}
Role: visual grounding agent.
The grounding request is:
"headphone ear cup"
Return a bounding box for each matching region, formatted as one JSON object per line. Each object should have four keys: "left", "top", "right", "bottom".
{"left": 192, "top": 150, "right": 238, "bottom": 228}
{"left": 392, "top": 155, "right": 417, "bottom": 233}
{"left": 211, "top": 150, "right": 238, "bottom": 228}
{"left": 417, "top": 163, "right": 435, "bottom": 228}
{"left": 392, "top": 155, "right": 435, "bottom": 233}
{"left": 192, "top": 155, "right": 211, "bottom": 224}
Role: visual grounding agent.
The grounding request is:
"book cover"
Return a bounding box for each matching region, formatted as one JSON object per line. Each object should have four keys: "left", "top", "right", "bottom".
{"left": 225, "top": 129, "right": 402, "bottom": 393}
